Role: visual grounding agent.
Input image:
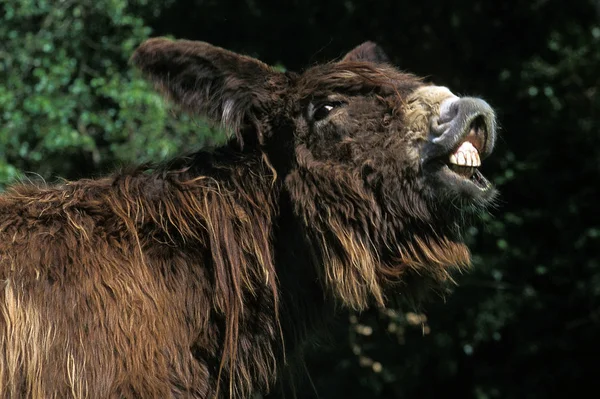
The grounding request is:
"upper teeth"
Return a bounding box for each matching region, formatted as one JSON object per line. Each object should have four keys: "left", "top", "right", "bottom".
{"left": 449, "top": 141, "right": 481, "bottom": 167}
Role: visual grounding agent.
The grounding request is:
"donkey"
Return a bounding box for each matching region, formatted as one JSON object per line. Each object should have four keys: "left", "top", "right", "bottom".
{"left": 0, "top": 38, "right": 497, "bottom": 398}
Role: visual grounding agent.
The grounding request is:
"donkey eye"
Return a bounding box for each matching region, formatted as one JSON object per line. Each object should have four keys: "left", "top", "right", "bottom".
{"left": 313, "top": 101, "right": 344, "bottom": 121}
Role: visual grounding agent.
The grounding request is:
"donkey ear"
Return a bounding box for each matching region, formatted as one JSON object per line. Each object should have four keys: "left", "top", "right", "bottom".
{"left": 131, "top": 38, "right": 283, "bottom": 134}
{"left": 341, "top": 41, "right": 390, "bottom": 64}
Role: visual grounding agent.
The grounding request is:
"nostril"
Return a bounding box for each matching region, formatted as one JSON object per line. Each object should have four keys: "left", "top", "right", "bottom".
{"left": 465, "top": 115, "right": 488, "bottom": 153}
{"left": 438, "top": 97, "right": 459, "bottom": 124}
{"left": 436, "top": 97, "right": 495, "bottom": 135}
{"left": 430, "top": 96, "right": 496, "bottom": 152}
{"left": 470, "top": 115, "right": 487, "bottom": 135}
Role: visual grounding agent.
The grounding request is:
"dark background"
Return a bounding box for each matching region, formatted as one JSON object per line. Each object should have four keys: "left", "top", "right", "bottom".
{"left": 1, "top": 0, "right": 598, "bottom": 397}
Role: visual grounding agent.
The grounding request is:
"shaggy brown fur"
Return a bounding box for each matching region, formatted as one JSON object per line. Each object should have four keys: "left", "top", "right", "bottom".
{"left": 0, "top": 38, "right": 497, "bottom": 398}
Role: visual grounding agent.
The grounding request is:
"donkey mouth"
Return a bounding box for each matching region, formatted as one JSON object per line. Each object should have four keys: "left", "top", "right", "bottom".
{"left": 441, "top": 120, "right": 492, "bottom": 191}
{"left": 422, "top": 100, "right": 497, "bottom": 200}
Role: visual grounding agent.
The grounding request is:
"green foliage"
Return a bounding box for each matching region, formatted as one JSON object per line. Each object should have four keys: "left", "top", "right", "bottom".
{"left": 0, "top": 0, "right": 225, "bottom": 185}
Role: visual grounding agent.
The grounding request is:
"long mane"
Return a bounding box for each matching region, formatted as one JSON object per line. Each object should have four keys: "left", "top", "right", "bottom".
{"left": 0, "top": 146, "right": 283, "bottom": 397}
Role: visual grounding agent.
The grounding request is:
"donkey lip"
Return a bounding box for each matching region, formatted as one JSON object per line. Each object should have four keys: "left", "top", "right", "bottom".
{"left": 425, "top": 96, "right": 497, "bottom": 166}
{"left": 436, "top": 118, "right": 491, "bottom": 161}
{"left": 442, "top": 164, "right": 492, "bottom": 191}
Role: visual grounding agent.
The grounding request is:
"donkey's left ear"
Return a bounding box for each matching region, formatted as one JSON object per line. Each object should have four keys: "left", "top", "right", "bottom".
{"left": 341, "top": 41, "right": 390, "bottom": 64}
{"left": 131, "top": 38, "right": 287, "bottom": 138}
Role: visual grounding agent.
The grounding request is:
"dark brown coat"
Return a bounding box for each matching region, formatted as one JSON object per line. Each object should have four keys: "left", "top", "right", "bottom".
{"left": 0, "top": 39, "right": 497, "bottom": 398}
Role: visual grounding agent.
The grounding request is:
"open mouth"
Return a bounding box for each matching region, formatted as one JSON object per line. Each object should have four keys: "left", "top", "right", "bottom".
{"left": 443, "top": 119, "right": 492, "bottom": 191}
{"left": 413, "top": 93, "right": 496, "bottom": 204}
{"left": 421, "top": 103, "right": 497, "bottom": 200}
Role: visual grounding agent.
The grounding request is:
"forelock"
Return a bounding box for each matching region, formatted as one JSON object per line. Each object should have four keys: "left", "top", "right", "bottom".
{"left": 296, "top": 63, "right": 423, "bottom": 99}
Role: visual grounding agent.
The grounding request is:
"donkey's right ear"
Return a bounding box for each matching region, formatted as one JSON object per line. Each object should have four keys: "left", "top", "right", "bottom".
{"left": 131, "top": 38, "right": 285, "bottom": 133}
{"left": 341, "top": 41, "right": 390, "bottom": 64}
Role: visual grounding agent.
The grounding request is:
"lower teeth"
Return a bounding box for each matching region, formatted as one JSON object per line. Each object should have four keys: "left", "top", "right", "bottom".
{"left": 449, "top": 164, "right": 476, "bottom": 178}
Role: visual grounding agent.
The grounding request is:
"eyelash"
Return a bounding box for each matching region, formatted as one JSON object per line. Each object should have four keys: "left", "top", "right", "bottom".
{"left": 312, "top": 101, "right": 345, "bottom": 121}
